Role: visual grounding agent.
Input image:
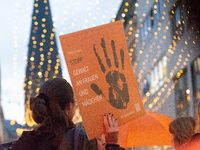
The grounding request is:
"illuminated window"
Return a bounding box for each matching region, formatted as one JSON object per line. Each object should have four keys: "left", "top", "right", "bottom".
{"left": 143, "top": 74, "right": 150, "bottom": 95}
{"left": 142, "top": 56, "right": 167, "bottom": 96}
{"left": 171, "top": 0, "right": 185, "bottom": 45}
{"left": 174, "top": 69, "right": 189, "bottom": 116}
{"left": 140, "top": 0, "right": 162, "bottom": 44}
{"left": 191, "top": 56, "right": 200, "bottom": 117}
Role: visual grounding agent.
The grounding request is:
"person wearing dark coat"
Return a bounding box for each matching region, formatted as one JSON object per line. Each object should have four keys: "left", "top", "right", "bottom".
{"left": 0, "top": 78, "right": 124, "bottom": 150}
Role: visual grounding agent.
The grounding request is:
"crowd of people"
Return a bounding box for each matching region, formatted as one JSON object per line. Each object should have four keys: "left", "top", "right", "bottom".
{"left": 0, "top": 77, "right": 199, "bottom": 150}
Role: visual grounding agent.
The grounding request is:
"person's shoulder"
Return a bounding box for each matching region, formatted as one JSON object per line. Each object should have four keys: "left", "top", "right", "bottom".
{"left": 14, "top": 130, "right": 55, "bottom": 150}
{"left": 20, "top": 130, "right": 45, "bottom": 141}
{"left": 76, "top": 128, "right": 87, "bottom": 137}
{"left": 21, "top": 130, "right": 37, "bottom": 136}
{"left": 64, "top": 128, "right": 87, "bottom": 138}
{"left": 179, "top": 133, "right": 200, "bottom": 150}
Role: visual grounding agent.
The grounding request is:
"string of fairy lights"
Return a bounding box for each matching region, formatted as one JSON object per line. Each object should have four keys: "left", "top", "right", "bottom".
{"left": 6, "top": 0, "right": 199, "bottom": 137}
{"left": 113, "top": 0, "right": 199, "bottom": 112}
{"left": 8, "top": 0, "right": 122, "bottom": 129}
{"left": 8, "top": 0, "right": 199, "bottom": 128}
{"left": 50, "top": 0, "right": 121, "bottom": 123}
{"left": 146, "top": 5, "right": 198, "bottom": 112}
{"left": 8, "top": 1, "right": 32, "bottom": 130}
{"left": 24, "top": 0, "right": 65, "bottom": 128}
{"left": 51, "top": 0, "right": 120, "bottom": 36}
{"left": 11, "top": 1, "right": 31, "bottom": 104}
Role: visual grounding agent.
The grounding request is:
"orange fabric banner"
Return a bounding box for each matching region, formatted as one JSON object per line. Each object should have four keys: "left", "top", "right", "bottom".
{"left": 59, "top": 20, "right": 145, "bottom": 140}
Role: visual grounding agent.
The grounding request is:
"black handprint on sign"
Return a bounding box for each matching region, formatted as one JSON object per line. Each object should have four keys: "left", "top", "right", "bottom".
{"left": 91, "top": 38, "right": 129, "bottom": 109}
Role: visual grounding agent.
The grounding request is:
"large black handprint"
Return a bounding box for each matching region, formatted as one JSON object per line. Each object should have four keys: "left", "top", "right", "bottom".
{"left": 91, "top": 38, "right": 129, "bottom": 109}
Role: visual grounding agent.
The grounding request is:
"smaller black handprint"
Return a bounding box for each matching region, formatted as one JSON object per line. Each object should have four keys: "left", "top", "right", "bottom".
{"left": 91, "top": 38, "right": 129, "bottom": 109}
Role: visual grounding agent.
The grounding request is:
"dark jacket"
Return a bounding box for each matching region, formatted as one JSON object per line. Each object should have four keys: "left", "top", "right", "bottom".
{"left": 0, "top": 129, "right": 124, "bottom": 150}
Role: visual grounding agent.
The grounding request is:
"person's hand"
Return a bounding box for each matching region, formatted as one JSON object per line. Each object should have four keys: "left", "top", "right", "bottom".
{"left": 103, "top": 113, "right": 119, "bottom": 144}
{"left": 91, "top": 38, "right": 129, "bottom": 109}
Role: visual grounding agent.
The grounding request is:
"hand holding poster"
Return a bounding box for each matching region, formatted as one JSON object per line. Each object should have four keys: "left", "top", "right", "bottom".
{"left": 59, "top": 20, "right": 145, "bottom": 140}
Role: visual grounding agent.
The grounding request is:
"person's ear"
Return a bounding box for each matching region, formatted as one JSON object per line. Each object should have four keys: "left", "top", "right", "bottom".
{"left": 65, "top": 102, "right": 73, "bottom": 115}
{"left": 65, "top": 103, "right": 71, "bottom": 114}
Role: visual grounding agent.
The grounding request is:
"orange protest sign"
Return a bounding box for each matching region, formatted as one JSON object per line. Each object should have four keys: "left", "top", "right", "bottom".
{"left": 59, "top": 20, "right": 145, "bottom": 140}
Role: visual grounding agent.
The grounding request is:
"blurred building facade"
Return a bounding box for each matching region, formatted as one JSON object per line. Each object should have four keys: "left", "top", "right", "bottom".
{"left": 0, "top": 63, "right": 5, "bottom": 144}
{"left": 23, "top": 0, "right": 62, "bottom": 128}
{"left": 115, "top": 0, "right": 200, "bottom": 150}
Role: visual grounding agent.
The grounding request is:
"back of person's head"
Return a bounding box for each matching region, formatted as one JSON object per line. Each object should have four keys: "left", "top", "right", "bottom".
{"left": 30, "top": 78, "right": 75, "bottom": 147}
{"left": 169, "top": 114, "right": 196, "bottom": 146}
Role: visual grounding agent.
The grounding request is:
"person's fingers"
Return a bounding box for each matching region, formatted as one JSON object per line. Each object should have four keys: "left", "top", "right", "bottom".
{"left": 111, "top": 114, "right": 115, "bottom": 124}
{"left": 108, "top": 113, "right": 113, "bottom": 127}
{"left": 103, "top": 114, "right": 109, "bottom": 131}
{"left": 103, "top": 113, "right": 119, "bottom": 144}
{"left": 114, "top": 119, "right": 119, "bottom": 130}
{"left": 104, "top": 113, "right": 119, "bottom": 131}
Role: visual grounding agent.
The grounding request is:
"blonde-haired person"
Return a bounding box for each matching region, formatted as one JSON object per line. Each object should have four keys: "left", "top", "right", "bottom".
{"left": 169, "top": 114, "right": 196, "bottom": 149}
{"left": 0, "top": 78, "right": 124, "bottom": 150}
